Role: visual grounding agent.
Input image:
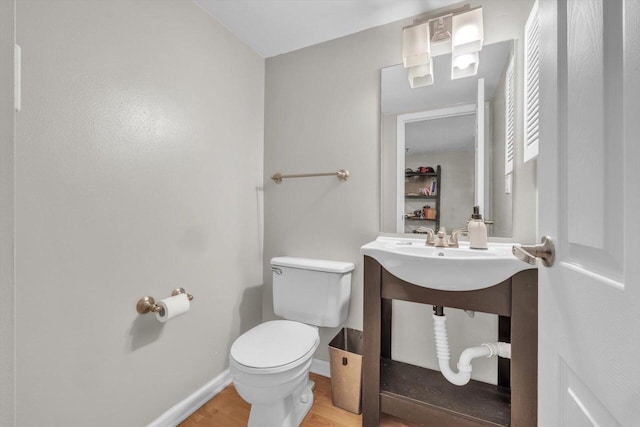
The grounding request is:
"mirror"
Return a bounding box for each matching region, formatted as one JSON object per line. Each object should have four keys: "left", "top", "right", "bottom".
{"left": 381, "top": 39, "right": 516, "bottom": 237}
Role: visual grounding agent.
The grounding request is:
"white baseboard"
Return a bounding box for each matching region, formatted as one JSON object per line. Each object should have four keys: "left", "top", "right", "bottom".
{"left": 149, "top": 359, "right": 329, "bottom": 427}
{"left": 310, "top": 358, "right": 331, "bottom": 378}
{"left": 147, "top": 369, "right": 231, "bottom": 427}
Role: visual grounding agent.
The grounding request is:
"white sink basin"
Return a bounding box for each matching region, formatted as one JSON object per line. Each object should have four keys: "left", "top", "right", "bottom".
{"left": 360, "top": 235, "right": 535, "bottom": 291}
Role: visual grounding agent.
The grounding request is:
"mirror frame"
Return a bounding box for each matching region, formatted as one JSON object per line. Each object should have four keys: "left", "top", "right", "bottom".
{"left": 381, "top": 40, "right": 520, "bottom": 238}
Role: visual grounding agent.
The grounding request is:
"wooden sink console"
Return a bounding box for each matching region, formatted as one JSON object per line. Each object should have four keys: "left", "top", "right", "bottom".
{"left": 362, "top": 256, "right": 537, "bottom": 426}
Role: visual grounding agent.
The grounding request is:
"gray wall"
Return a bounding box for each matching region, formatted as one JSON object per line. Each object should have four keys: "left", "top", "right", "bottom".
{"left": 264, "top": 0, "right": 536, "bottom": 386}
{"left": 0, "top": 1, "right": 16, "bottom": 425}
{"left": 14, "top": 1, "right": 264, "bottom": 426}
{"left": 264, "top": 24, "right": 399, "bottom": 359}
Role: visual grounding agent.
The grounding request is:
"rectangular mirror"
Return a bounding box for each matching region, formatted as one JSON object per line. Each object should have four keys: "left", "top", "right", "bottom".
{"left": 381, "top": 39, "right": 516, "bottom": 237}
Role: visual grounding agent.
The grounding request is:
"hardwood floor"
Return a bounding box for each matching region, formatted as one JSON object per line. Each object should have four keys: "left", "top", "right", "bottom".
{"left": 181, "top": 373, "right": 419, "bottom": 427}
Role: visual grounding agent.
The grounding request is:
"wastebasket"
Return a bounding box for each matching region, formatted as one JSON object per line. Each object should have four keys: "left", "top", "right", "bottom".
{"left": 328, "top": 328, "right": 363, "bottom": 414}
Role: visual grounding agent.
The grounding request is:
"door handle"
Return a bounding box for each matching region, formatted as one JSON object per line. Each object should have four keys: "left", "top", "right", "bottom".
{"left": 512, "top": 236, "right": 555, "bottom": 267}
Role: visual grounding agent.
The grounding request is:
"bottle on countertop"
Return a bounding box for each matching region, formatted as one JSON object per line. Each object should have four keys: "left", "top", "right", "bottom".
{"left": 468, "top": 206, "right": 488, "bottom": 250}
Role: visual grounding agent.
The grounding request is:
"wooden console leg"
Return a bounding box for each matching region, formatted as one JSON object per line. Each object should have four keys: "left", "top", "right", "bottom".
{"left": 363, "top": 256, "right": 381, "bottom": 426}
{"left": 510, "top": 269, "right": 538, "bottom": 427}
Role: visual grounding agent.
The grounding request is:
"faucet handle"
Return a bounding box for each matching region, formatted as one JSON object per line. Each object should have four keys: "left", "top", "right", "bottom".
{"left": 420, "top": 228, "right": 435, "bottom": 245}
{"left": 450, "top": 228, "right": 469, "bottom": 247}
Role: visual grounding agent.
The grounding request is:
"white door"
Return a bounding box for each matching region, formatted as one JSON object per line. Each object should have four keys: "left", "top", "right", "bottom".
{"left": 538, "top": 1, "right": 640, "bottom": 425}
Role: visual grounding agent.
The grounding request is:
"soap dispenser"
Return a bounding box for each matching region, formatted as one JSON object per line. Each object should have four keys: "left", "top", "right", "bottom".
{"left": 468, "top": 206, "right": 488, "bottom": 250}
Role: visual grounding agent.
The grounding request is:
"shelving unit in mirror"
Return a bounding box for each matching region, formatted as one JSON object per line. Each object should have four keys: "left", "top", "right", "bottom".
{"left": 404, "top": 165, "right": 441, "bottom": 232}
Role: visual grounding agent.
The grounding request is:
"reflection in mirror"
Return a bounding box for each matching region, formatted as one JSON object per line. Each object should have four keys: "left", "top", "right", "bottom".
{"left": 381, "top": 40, "right": 515, "bottom": 237}
{"left": 403, "top": 109, "right": 477, "bottom": 233}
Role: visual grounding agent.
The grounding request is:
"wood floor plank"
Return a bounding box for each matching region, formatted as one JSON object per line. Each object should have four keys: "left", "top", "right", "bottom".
{"left": 180, "top": 373, "right": 419, "bottom": 427}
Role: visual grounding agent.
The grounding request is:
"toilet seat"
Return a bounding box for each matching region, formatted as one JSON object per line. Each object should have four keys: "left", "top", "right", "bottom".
{"left": 231, "top": 320, "right": 319, "bottom": 374}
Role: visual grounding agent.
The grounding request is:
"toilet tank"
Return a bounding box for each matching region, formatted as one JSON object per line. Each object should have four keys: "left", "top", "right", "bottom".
{"left": 271, "top": 257, "right": 354, "bottom": 328}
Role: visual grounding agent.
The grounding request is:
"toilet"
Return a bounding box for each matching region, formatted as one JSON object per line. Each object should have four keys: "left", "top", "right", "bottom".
{"left": 229, "top": 257, "right": 354, "bottom": 427}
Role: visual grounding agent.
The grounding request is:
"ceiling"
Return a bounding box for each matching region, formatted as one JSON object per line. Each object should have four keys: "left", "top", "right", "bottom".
{"left": 194, "top": 0, "right": 462, "bottom": 58}
{"left": 406, "top": 114, "right": 476, "bottom": 153}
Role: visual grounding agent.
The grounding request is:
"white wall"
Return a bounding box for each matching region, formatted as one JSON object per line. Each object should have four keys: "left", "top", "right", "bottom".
{"left": 14, "top": 1, "right": 264, "bottom": 426}
{"left": 264, "top": 0, "right": 536, "bottom": 386}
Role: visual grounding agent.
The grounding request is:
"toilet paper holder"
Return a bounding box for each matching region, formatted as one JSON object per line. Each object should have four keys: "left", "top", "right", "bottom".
{"left": 136, "top": 288, "right": 194, "bottom": 315}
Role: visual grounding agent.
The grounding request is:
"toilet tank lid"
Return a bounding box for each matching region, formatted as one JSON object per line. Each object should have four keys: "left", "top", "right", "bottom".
{"left": 271, "top": 257, "right": 354, "bottom": 273}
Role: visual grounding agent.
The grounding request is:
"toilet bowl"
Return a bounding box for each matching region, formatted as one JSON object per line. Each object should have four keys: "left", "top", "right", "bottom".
{"left": 229, "top": 257, "right": 354, "bottom": 427}
{"left": 230, "top": 320, "right": 319, "bottom": 427}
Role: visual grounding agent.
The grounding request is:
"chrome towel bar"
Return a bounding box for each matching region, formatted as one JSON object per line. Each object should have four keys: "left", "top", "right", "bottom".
{"left": 271, "top": 169, "right": 350, "bottom": 183}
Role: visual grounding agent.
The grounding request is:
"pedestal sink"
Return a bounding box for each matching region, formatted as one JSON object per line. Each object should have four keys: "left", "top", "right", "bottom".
{"left": 360, "top": 235, "right": 535, "bottom": 291}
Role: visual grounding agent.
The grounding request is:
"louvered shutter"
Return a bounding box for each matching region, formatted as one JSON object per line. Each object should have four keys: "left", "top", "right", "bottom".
{"left": 505, "top": 56, "right": 515, "bottom": 175}
{"left": 524, "top": 0, "right": 540, "bottom": 163}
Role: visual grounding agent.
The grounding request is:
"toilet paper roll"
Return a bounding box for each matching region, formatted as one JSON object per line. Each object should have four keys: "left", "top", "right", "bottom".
{"left": 155, "top": 293, "right": 190, "bottom": 323}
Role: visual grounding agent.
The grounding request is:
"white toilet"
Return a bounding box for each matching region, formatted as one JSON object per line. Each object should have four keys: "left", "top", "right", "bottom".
{"left": 229, "top": 257, "right": 354, "bottom": 427}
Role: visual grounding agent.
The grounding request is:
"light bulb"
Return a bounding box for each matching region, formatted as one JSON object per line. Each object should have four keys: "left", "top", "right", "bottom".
{"left": 453, "top": 24, "right": 479, "bottom": 45}
{"left": 454, "top": 54, "right": 475, "bottom": 70}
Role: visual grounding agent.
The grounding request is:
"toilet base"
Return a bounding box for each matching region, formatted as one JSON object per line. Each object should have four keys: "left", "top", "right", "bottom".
{"left": 247, "top": 378, "right": 315, "bottom": 427}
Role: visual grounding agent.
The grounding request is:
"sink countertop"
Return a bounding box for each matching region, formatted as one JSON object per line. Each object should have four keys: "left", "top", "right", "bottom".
{"left": 361, "top": 235, "right": 536, "bottom": 291}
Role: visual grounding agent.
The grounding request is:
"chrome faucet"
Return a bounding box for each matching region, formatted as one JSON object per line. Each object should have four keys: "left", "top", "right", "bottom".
{"left": 433, "top": 228, "right": 449, "bottom": 247}
{"left": 426, "top": 227, "right": 468, "bottom": 248}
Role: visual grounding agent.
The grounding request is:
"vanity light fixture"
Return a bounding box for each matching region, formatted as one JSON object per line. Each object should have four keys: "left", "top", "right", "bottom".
{"left": 451, "top": 52, "right": 479, "bottom": 79}
{"left": 429, "top": 16, "right": 452, "bottom": 57}
{"left": 402, "top": 22, "right": 434, "bottom": 88}
{"left": 407, "top": 60, "right": 434, "bottom": 88}
{"left": 402, "top": 22, "right": 430, "bottom": 68}
{"left": 451, "top": 7, "right": 483, "bottom": 79}
{"left": 451, "top": 7, "right": 484, "bottom": 55}
{"left": 401, "top": 5, "right": 484, "bottom": 87}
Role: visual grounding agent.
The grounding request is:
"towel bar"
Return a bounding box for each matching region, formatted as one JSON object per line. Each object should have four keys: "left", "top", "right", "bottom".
{"left": 271, "top": 169, "right": 349, "bottom": 183}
